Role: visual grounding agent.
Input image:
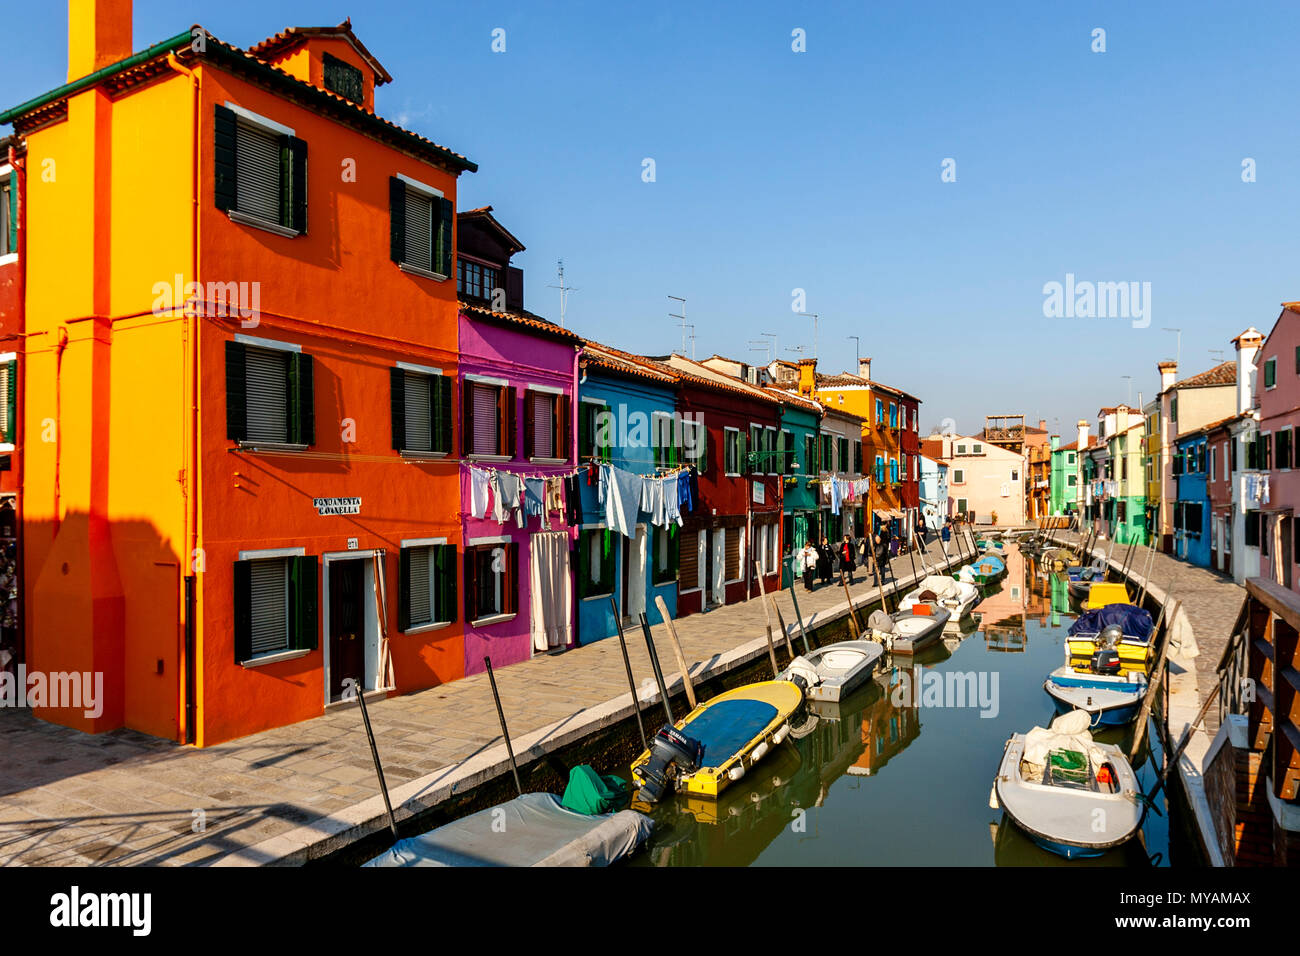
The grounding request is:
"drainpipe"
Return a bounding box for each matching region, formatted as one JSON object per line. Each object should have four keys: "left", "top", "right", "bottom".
{"left": 166, "top": 51, "right": 201, "bottom": 744}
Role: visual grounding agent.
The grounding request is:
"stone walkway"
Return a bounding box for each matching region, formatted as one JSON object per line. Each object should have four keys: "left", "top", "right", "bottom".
{"left": 0, "top": 534, "right": 967, "bottom": 866}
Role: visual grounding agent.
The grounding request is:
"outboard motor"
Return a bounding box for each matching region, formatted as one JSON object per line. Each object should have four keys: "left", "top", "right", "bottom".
{"left": 635, "top": 725, "right": 704, "bottom": 804}
{"left": 1090, "top": 647, "right": 1121, "bottom": 675}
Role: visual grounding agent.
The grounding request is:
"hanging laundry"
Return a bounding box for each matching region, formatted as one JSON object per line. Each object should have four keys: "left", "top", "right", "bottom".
{"left": 524, "top": 477, "right": 547, "bottom": 528}
{"left": 469, "top": 467, "right": 492, "bottom": 519}
{"left": 677, "top": 470, "right": 694, "bottom": 517}
{"left": 664, "top": 474, "right": 681, "bottom": 527}
{"left": 498, "top": 472, "right": 525, "bottom": 528}
{"left": 830, "top": 477, "right": 843, "bottom": 515}
{"left": 564, "top": 473, "right": 583, "bottom": 527}
{"left": 600, "top": 463, "right": 642, "bottom": 538}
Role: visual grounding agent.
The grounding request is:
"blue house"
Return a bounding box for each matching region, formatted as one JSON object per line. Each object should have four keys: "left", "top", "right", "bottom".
{"left": 574, "top": 343, "right": 682, "bottom": 644}
{"left": 919, "top": 454, "right": 948, "bottom": 531}
{"left": 1174, "top": 431, "right": 1211, "bottom": 567}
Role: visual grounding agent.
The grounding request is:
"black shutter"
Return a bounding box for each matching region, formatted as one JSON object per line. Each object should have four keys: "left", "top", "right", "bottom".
{"left": 225, "top": 341, "right": 247, "bottom": 441}
{"left": 290, "top": 555, "right": 318, "bottom": 651}
{"left": 437, "top": 196, "right": 454, "bottom": 277}
{"left": 397, "top": 547, "right": 411, "bottom": 631}
{"left": 390, "top": 367, "right": 406, "bottom": 451}
{"left": 436, "top": 544, "right": 457, "bottom": 624}
{"left": 233, "top": 560, "right": 252, "bottom": 663}
{"left": 287, "top": 136, "right": 307, "bottom": 233}
{"left": 556, "top": 393, "right": 570, "bottom": 462}
{"left": 389, "top": 177, "right": 405, "bottom": 263}
{"left": 503, "top": 385, "right": 517, "bottom": 458}
{"left": 288, "top": 353, "right": 315, "bottom": 446}
{"left": 464, "top": 549, "right": 477, "bottom": 621}
{"left": 214, "top": 105, "right": 238, "bottom": 212}
{"left": 462, "top": 379, "right": 475, "bottom": 455}
{"left": 434, "top": 375, "right": 453, "bottom": 454}
{"left": 524, "top": 389, "right": 536, "bottom": 459}
{"left": 577, "top": 531, "right": 591, "bottom": 599}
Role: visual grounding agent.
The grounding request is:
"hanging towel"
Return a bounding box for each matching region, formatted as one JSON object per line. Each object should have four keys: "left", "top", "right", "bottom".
{"left": 490, "top": 471, "right": 507, "bottom": 523}
{"left": 831, "top": 476, "right": 843, "bottom": 515}
{"left": 564, "top": 474, "right": 583, "bottom": 527}
{"left": 601, "top": 464, "right": 642, "bottom": 538}
{"left": 499, "top": 473, "right": 525, "bottom": 528}
{"left": 678, "top": 470, "right": 695, "bottom": 516}
{"left": 524, "top": 477, "right": 547, "bottom": 528}
{"left": 470, "top": 467, "right": 492, "bottom": 519}
{"left": 665, "top": 475, "right": 681, "bottom": 527}
{"left": 529, "top": 531, "right": 573, "bottom": 651}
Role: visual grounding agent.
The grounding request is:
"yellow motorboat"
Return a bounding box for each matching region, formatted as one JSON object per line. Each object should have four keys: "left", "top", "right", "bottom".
{"left": 1083, "top": 582, "right": 1131, "bottom": 610}
{"left": 630, "top": 680, "right": 803, "bottom": 802}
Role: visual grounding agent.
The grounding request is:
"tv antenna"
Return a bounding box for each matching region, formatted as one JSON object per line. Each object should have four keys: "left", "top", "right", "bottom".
{"left": 547, "top": 260, "right": 578, "bottom": 328}
{"left": 669, "top": 295, "right": 687, "bottom": 353}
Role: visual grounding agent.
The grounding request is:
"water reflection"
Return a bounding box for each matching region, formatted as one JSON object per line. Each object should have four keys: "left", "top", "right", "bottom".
{"left": 629, "top": 542, "right": 1170, "bottom": 867}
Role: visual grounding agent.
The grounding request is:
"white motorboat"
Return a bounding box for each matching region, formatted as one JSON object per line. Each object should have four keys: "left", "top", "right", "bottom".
{"left": 777, "top": 639, "right": 884, "bottom": 703}
{"left": 868, "top": 605, "right": 953, "bottom": 654}
{"left": 897, "top": 574, "right": 979, "bottom": 620}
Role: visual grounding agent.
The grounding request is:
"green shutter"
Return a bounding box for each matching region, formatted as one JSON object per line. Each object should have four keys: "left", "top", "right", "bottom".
{"left": 435, "top": 544, "right": 457, "bottom": 624}
{"left": 214, "top": 105, "right": 238, "bottom": 212}
{"left": 397, "top": 547, "right": 411, "bottom": 631}
{"left": 578, "top": 530, "right": 592, "bottom": 598}
{"left": 434, "top": 375, "right": 453, "bottom": 454}
{"left": 290, "top": 555, "right": 318, "bottom": 651}
{"left": 289, "top": 353, "right": 315, "bottom": 445}
{"left": 437, "top": 197, "right": 454, "bottom": 278}
{"left": 286, "top": 136, "right": 307, "bottom": 233}
{"left": 3, "top": 360, "right": 15, "bottom": 445}
{"left": 4, "top": 173, "right": 16, "bottom": 253}
{"left": 390, "top": 367, "right": 406, "bottom": 450}
{"left": 233, "top": 560, "right": 252, "bottom": 663}
{"left": 389, "top": 177, "right": 406, "bottom": 264}
{"left": 225, "top": 341, "right": 247, "bottom": 441}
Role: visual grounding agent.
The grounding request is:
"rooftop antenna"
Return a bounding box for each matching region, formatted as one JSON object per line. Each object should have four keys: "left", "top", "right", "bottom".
{"left": 685, "top": 323, "right": 697, "bottom": 360}
{"left": 547, "top": 259, "right": 578, "bottom": 329}
{"left": 748, "top": 339, "right": 772, "bottom": 363}
{"left": 668, "top": 295, "right": 687, "bottom": 353}
{"left": 847, "top": 335, "right": 860, "bottom": 370}
{"left": 1209, "top": 348, "right": 1226, "bottom": 364}
{"left": 1161, "top": 327, "right": 1182, "bottom": 367}
{"left": 1122, "top": 374, "right": 1133, "bottom": 406}
{"left": 799, "top": 313, "right": 820, "bottom": 359}
{"left": 762, "top": 332, "right": 779, "bottom": 365}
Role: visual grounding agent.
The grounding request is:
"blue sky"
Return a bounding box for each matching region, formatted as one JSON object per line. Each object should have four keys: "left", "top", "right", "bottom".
{"left": 5, "top": 0, "right": 1298, "bottom": 435}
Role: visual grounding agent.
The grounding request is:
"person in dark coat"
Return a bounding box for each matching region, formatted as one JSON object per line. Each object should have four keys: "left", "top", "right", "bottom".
{"left": 872, "top": 530, "right": 893, "bottom": 586}
{"left": 817, "top": 537, "right": 834, "bottom": 585}
{"left": 840, "top": 534, "right": 857, "bottom": 584}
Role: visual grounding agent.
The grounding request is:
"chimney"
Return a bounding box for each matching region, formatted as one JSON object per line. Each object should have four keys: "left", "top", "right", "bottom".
{"left": 68, "top": 0, "right": 134, "bottom": 82}
{"left": 1233, "top": 327, "right": 1264, "bottom": 414}
{"left": 1077, "top": 419, "right": 1089, "bottom": 452}
{"left": 797, "top": 358, "right": 817, "bottom": 397}
{"left": 1157, "top": 360, "right": 1177, "bottom": 394}
{"left": 1038, "top": 419, "right": 1047, "bottom": 431}
{"left": 858, "top": 357, "right": 871, "bottom": 380}
{"left": 1116, "top": 405, "right": 1129, "bottom": 435}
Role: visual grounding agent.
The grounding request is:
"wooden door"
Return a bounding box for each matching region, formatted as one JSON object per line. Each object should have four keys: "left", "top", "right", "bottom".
{"left": 329, "top": 559, "right": 366, "bottom": 702}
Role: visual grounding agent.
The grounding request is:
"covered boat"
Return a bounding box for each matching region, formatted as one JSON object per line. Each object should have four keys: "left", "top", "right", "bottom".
{"left": 630, "top": 680, "right": 803, "bottom": 803}
{"left": 990, "top": 711, "right": 1143, "bottom": 859}
{"left": 958, "top": 552, "right": 1006, "bottom": 586}
{"left": 1067, "top": 604, "right": 1153, "bottom": 666}
{"left": 897, "top": 574, "right": 980, "bottom": 619}
{"left": 777, "top": 639, "right": 884, "bottom": 703}
{"left": 868, "top": 604, "right": 953, "bottom": 654}
{"left": 363, "top": 792, "right": 653, "bottom": 867}
{"left": 1043, "top": 665, "right": 1148, "bottom": 727}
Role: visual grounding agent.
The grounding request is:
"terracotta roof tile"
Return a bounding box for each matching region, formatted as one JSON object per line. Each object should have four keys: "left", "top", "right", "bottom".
{"left": 459, "top": 301, "right": 582, "bottom": 343}
{"left": 1172, "top": 361, "right": 1236, "bottom": 390}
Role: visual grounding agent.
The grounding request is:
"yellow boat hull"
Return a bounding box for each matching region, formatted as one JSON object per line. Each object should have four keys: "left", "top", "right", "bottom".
{"left": 1084, "top": 582, "right": 1131, "bottom": 609}
{"left": 630, "top": 680, "right": 804, "bottom": 800}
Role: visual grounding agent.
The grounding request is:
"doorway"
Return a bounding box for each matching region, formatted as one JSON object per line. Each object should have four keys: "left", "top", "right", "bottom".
{"left": 324, "top": 554, "right": 379, "bottom": 704}
{"left": 710, "top": 528, "right": 726, "bottom": 607}
{"left": 622, "top": 525, "right": 647, "bottom": 623}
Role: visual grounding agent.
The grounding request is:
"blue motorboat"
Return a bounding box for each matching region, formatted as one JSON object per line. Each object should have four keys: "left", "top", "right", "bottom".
{"left": 1044, "top": 665, "right": 1148, "bottom": 727}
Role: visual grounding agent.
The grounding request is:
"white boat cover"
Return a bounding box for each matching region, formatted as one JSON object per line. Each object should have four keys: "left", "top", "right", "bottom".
{"left": 363, "top": 793, "right": 654, "bottom": 867}
{"left": 1022, "top": 710, "right": 1107, "bottom": 767}
{"left": 912, "top": 575, "right": 962, "bottom": 599}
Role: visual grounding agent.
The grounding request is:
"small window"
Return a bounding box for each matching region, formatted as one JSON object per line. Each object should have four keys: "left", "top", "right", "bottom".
{"left": 725, "top": 428, "right": 742, "bottom": 476}
{"left": 463, "top": 381, "right": 515, "bottom": 458}
{"left": 579, "top": 400, "right": 611, "bottom": 463}
{"left": 525, "top": 388, "right": 568, "bottom": 461}
{"left": 682, "top": 418, "right": 707, "bottom": 472}
{"left": 226, "top": 341, "right": 314, "bottom": 447}
{"left": 233, "top": 555, "right": 317, "bottom": 663}
{"left": 323, "top": 53, "right": 364, "bottom": 104}
{"left": 805, "top": 434, "right": 817, "bottom": 473}
{"left": 392, "top": 368, "right": 453, "bottom": 454}
{"left": 952, "top": 469, "right": 965, "bottom": 484}
{"left": 781, "top": 429, "right": 795, "bottom": 475}
{"left": 0, "top": 173, "right": 14, "bottom": 257}
{"left": 399, "top": 543, "right": 457, "bottom": 629}
{"left": 1277, "top": 428, "right": 1292, "bottom": 470}
{"left": 767, "top": 427, "right": 780, "bottom": 475}
{"left": 1245, "top": 511, "right": 1260, "bottom": 547}
{"left": 577, "top": 529, "right": 617, "bottom": 598}
{"left": 652, "top": 526, "right": 678, "bottom": 585}
{"left": 214, "top": 106, "right": 307, "bottom": 234}
{"left": 465, "top": 543, "right": 517, "bottom": 621}
{"left": 390, "top": 177, "right": 452, "bottom": 279}
{"left": 972, "top": 443, "right": 983, "bottom": 454}
{"left": 1011, "top": 468, "right": 1020, "bottom": 482}
{"left": 1265, "top": 357, "right": 1277, "bottom": 389}
{"left": 458, "top": 258, "right": 502, "bottom": 301}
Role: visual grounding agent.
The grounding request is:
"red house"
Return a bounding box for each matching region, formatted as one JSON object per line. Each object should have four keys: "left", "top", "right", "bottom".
{"left": 0, "top": 135, "right": 23, "bottom": 676}
{"left": 896, "top": 390, "right": 921, "bottom": 534}
{"left": 652, "top": 355, "right": 783, "bottom": 615}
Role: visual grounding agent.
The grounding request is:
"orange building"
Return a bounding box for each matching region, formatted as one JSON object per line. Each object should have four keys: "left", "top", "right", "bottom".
{"left": 4, "top": 6, "right": 478, "bottom": 744}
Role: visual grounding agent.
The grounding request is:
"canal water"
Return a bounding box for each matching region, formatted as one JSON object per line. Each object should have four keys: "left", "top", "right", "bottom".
{"left": 628, "top": 543, "right": 1172, "bottom": 867}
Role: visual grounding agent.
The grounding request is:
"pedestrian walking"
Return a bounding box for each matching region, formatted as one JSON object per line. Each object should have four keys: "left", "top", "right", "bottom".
{"left": 798, "top": 542, "right": 818, "bottom": 591}
{"left": 840, "top": 534, "right": 857, "bottom": 584}
{"left": 817, "top": 537, "right": 834, "bottom": 586}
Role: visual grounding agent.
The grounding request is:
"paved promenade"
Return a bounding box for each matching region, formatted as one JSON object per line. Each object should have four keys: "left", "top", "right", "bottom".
{"left": 0, "top": 535, "right": 965, "bottom": 866}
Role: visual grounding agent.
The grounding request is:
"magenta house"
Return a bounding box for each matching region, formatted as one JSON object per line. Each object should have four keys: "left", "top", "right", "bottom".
{"left": 1252, "top": 307, "right": 1300, "bottom": 591}
{"left": 457, "top": 208, "right": 582, "bottom": 673}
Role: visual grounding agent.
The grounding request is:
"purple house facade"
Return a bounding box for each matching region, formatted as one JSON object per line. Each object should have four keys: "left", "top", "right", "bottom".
{"left": 456, "top": 209, "right": 582, "bottom": 674}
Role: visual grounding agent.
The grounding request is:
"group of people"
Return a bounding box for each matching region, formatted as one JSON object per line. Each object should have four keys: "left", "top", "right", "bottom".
{"left": 790, "top": 517, "right": 959, "bottom": 593}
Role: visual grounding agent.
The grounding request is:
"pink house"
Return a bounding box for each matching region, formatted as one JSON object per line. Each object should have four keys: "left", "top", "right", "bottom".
{"left": 456, "top": 209, "right": 582, "bottom": 673}
{"left": 1252, "top": 307, "right": 1300, "bottom": 590}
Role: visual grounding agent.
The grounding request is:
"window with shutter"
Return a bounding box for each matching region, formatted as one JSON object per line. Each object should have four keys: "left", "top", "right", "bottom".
{"left": 407, "top": 546, "right": 432, "bottom": 626}
{"left": 404, "top": 372, "right": 433, "bottom": 452}
{"left": 467, "top": 544, "right": 515, "bottom": 620}
{"left": 578, "top": 530, "right": 617, "bottom": 598}
{"left": 678, "top": 530, "right": 700, "bottom": 590}
{"left": 404, "top": 189, "right": 433, "bottom": 273}
{"left": 322, "top": 53, "right": 364, "bottom": 103}
{"left": 235, "top": 121, "right": 282, "bottom": 225}
{"left": 249, "top": 559, "right": 290, "bottom": 657}
{"left": 245, "top": 347, "right": 290, "bottom": 443}
{"left": 0, "top": 360, "right": 13, "bottom": 445}
{"left": 0, "top": 175, "right": 12, "bottom": 257}
{"left": 725, "top": 428, "right": 740, "bottom": 475}
{"left": 471, "top": 383, "right": 501, "bottom": 455}
{"left": 531, "top": 390, "right": 555, "bottom": 459}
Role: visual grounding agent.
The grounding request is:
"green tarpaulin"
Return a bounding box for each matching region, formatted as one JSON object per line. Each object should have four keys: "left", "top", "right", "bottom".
{"left": 561, "top": 764, "right": 630, "bottom": 815}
